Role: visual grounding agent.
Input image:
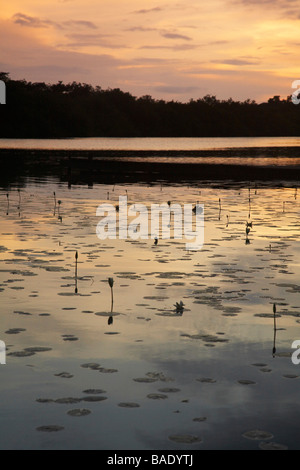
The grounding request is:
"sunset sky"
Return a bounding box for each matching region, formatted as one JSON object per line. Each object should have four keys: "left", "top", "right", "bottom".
{"left": 1, "top": 0, "right": 300, "bottom": 103}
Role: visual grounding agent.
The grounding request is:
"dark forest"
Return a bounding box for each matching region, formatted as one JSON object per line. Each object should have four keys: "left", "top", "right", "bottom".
{"left": 1, "top": 72, "right": 300, "bottom": 138}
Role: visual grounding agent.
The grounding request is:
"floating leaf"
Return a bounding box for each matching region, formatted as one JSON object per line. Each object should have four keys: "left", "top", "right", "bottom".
{"left": 237, "top": 380, "right": 256, "bottom": 385}
{"left": 259, "top": 441, "right": 288, "bottom": 450}
{"left": 67, "top": 408, "right": 91, "bottom": 417}
{"left": 36, "top": 425, "right": 64, "bottom": 432}
{"left": 147, "top": 393, "right": 168, "bottom": 400}
{"left": 168, "top": 434, "right": 201, "bottom": 444}
{"left": 243, "top": 430, "right": 274, "bottom": 440}
{"left": 118, "top": 402, "right": 140, "bottom": 408}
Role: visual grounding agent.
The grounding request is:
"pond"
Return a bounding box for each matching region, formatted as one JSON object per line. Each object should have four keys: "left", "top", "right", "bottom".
{"left": 0, "top": 165, "right": 300, "bottom": 449}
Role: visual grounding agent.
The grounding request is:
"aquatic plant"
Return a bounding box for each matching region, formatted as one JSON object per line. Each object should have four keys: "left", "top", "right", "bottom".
{"left": 108, "top": 277, "right": 114, "bottom": 312}
{"left": 174, "top": 300, "right": 184, "bottom": 314}
{"left": 6, "top": 192, "right": 9, "bottom": 215}
{"left": 272, "top": 303, "right": 277, "bottom": 356}
{"left": 192, "top": 201, "right": 199, "bottom": 213}
{"left": 75, "top": 251, "right": 78, "bottom": 293}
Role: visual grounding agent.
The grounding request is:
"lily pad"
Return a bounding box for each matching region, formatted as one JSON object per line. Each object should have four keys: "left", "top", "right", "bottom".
{"left": 147, "top": 393, "right": 168, "bottom": 400}
{"left": 24, "top": 347, "right": 52, "bottom": 353}
{"left": 196, "top": 377, "right": 216, "bottom": 383}
{"left": 243, "top": 430, "right": 274, "bottom": 440}
{"left": 259, "top": 441, "right": 288, "bottom": 450}
{"left": 67, "top": 408, "right": 91, "bottom": 417}
{"left": 55, "top": 397, "right": 81, "bottom": 404}
{"left": 36, "top": 425, "right": 64, "bottom": 432}
{"left": 62, "top": 335, "right": 78, "bottom": 341}
{"left": 5, "top": 328, "right": 26, "bottom": 334}
{"left": 80, "top": 363, "right": 101, "bottom": 369}
{"left": 133, "top": 377, "right": 158, "bottom": 383}
{"left": 118, "top": 402, "right": 140, "bottom": 408}
{"left": 81, "top": 396, "right": 107, "bottom": 402}
{"left": 36, "top": 398, "right": 54, "bottom": 403}
{"left": 237, "top": 380, "right": 256, "bottom": 385}
{"left": 95, "top": 311, "right": 121, "bottom": 317}
{"left": 8, "top": 350, "right": 36, "bottom": 357}
{"left": 168, "top": 434, "right": 201, "bottom": 444}
{"left": 54, "top": 372, "right": 74, "bottom": 378}
{"left": 146, "top": 372, "right": 174, "bottom": 382}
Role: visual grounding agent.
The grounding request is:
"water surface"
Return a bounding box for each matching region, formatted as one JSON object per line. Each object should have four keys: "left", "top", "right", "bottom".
{"left": 1, "top": 136, "right": 300, "bottom": 150}
{"left": 1, "top": 175, "right": 300, "bottom": 450}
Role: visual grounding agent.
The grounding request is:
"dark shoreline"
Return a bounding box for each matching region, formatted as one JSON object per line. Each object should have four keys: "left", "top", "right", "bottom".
{"left": 1, "top": 147, "right": 300, "bottom": 187}
{"left": 1, "top": 145, "right": 300, "bottom": 157}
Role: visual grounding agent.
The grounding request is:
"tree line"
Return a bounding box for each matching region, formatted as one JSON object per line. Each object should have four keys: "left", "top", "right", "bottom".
{"left": 1, "top": 72, "right": 299, "bottom": 138}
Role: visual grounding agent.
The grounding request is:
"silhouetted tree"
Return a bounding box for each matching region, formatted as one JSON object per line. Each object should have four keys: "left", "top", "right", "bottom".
{"left": 0, "top": 72, "right": 299, "bottom": 138}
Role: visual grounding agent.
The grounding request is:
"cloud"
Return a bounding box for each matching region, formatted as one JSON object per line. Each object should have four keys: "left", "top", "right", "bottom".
{"left": 62, "top": 33, "right": 128, "bottom": 49}
{"left": 12, "top": 13, "right": 98, "bottom": 30}
{"left": 161, "top": 32, "right": 192, "bottom": 41}
{"left": 211, "top": 59, "right": 260, "bottom": 65}
{"left": 139, "top": 44, "right": 198, "bottom": 51}
{"left": 124, "top": 26, "right": 158, "bottom": 32}
{"left": 12, "top": 13, "right": 56, "bottom": 28}
{"left": 153, "top": 85, "right": 202, "bottom": 94}
{"left": 228, "top": 0, "right": 300, "bottom": 19}
{"left": 233, "top": 0, "right": 297, "bottom": 4}
{"left": 62, "top": 20, "right": 98, "bottom": 29}
{"left": 133, "top": 7, "right": 163, "bottom": 14}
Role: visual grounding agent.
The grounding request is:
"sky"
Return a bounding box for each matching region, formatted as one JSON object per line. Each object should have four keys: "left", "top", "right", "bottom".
{"left": 1, "top": 0, "right": 300, "bottom": 103}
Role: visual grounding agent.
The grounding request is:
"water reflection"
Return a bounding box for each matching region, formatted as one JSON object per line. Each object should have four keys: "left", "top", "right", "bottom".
{"left": 1, "top": 176, "right": 300, "bottom": 450}
{"left": 75, "top": 251, "right": 78, "bottom": 294}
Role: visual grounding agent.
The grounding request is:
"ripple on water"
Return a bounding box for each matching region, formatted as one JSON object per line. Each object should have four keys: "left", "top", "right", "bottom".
{"left": 67, "top": 408, "right": 91, "bottom": 417}
{"left": 168, "top": 434, "right": 202, "bottom": 444}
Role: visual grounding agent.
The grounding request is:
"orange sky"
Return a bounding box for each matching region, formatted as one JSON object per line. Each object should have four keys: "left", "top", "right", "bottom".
{"left": 1, "top": 0, "right": 300, "bottom": 102}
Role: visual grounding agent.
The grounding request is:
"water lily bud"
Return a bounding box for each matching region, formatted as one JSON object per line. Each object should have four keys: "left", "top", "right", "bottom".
{"left": 108, "top": 277, "right": 114, "bottom": 288}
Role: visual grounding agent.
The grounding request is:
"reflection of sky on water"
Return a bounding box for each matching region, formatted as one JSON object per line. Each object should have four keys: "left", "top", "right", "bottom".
{"left": 1, "top": 136, "right": 300, "bottom": 150}
{"left": 0, "top": 177, "right": 300, "bottom": 449}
